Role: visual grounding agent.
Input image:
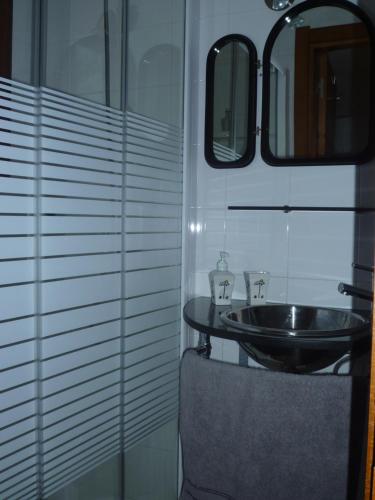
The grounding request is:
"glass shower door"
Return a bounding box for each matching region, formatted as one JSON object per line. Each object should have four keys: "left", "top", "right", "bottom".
{"left": 0, "top": 0, "right": 185, "bottom": 499}
{"left": 124, "top": 0, "right": 185, "bottom": 497}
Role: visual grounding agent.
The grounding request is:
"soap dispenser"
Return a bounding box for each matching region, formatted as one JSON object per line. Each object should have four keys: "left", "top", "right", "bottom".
{"left": 209, "top": 251, "right": 235, "bottom": 306}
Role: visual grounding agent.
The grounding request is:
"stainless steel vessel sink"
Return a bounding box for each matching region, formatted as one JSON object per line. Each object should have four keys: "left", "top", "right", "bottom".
{"left": 220, "top": 304, "right": 369, "bottom": 339}
{"left": 220, "top": 304, "right": 370, "bottom": 372}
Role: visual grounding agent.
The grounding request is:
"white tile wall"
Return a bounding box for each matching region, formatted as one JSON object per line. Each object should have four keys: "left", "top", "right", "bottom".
{"left": 287, "top": 212, "right": 356, "bottom": 282}
{"left": 195, "top": 207, "right": 226, "bottom": 271}
{"left": 184, "top": 0, "right": 375, "bottom": 363}
{"left": 227, "top": 164, "right": 290, "bottom": 206}
{"left": 287, "top": 278, "right": 353, "bottom": 309}
{"left": 225, "top": 210, "right": 289, "bottom": 276}
{"left": 289, "top": 166, "right": 357, "bottom": 207}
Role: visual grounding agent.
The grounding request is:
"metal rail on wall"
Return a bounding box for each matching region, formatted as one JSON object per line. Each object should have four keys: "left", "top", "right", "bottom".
{"left": 228, "top": 205, "right": 375, "bottom": 213}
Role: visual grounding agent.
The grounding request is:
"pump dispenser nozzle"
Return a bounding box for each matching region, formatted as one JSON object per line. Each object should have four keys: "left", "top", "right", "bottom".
{"left": 217, "top": 251, "right": 229, "bottom": 271}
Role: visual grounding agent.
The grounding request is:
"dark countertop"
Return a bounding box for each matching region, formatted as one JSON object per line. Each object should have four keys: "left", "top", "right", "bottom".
{"left": 183, "top": 297, "right": 371, "bottom": 351}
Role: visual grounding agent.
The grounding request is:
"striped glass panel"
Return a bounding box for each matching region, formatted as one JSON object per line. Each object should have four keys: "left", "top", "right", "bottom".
{"left": 0, "top": 83, "right": 183, "bottom": 497}
{"left": 124, "top": 112, "right": 183, "bottom": 451}
{"left": 0, "top": 77, "right": 38, "bottom": 500}
{"left": 39, "top": 88, "right": 124, "bottom": 497}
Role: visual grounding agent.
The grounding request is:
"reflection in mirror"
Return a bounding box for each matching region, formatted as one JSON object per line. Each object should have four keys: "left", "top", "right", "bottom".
{"left": 205, "top": 35, "right": 257, "bottom": 168}
{"left": 262, "top": 1, "right": 375, "bottom": 165}
{"left": 269, "top": 61, "right": 290, "bottom": 157}
{"left": 213, "top": 41, "right": 249, "bottom": 160}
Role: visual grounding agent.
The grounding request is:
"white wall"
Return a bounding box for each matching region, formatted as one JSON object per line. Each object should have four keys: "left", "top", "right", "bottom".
{"left": 184, "top": 0, "right": 375, "bottom": 363}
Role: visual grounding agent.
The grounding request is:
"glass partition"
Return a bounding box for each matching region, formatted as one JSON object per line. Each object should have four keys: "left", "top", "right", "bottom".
{"left": 124, "top": 0, "right": 185, "bottom": 498}
{"left": 0, "top": 1, "right": 185, "bottom": 499}
{"left": 0, "top": 0, "right": 36, "bottom": 84}
{"left": 44, "top": 0, "right": 123, "bottom": 108}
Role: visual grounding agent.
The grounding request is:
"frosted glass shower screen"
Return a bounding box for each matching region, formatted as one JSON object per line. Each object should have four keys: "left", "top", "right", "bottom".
{"left": 0, "top": 79, "right": 125, "bottom": 500}
{"left": 0, "top": 0, "right": 184, "bottom": 498}
{"left": 0, "top": 78, "right": 39, "bottom": 500}
{"left": 123, "top": 0, "right": 185, "bottom": 495}
{"left": 39, "top": 89, "right": 124, "bottom": 497}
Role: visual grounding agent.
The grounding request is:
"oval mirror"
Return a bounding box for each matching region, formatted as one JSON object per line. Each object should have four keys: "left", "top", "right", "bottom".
{"left": 261, "top": 0, "right": 375, "bottom": 166}
{"left": 205, "top": 35, "right": 258, "bottom": 168}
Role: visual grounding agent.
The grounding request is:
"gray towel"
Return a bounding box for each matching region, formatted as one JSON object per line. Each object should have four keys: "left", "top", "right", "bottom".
{"left": 179, "top": 349, "right": 360, "bottom": 500}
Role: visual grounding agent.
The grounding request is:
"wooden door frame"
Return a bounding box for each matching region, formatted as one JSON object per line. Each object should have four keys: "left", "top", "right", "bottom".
{"left": 364, "top": 275, "right": 375, "bottom": 499}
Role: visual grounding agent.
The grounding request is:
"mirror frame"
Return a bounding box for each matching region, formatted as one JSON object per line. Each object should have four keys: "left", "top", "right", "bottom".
{"left": 261, "top": 0, "right": 375, "bottom": 166}
{"left": 205, "top": 34, "right": 258, "bottom": 169}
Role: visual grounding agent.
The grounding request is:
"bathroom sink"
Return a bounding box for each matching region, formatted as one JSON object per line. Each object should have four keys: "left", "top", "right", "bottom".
{"left": 220, "top": 304, "right": 370, "bottom": 372}
{"left": 220, "top": 304, "right": 369, "bottom": 339}
{"left": 183, "top": 298, "right": 371, "bottom": 373}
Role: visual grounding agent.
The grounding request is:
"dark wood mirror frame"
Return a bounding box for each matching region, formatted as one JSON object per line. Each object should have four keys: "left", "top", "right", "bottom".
{"left": 261, "top": 0, "right": 375, "bottom": 166}
{"left": 205, "top": 34, "right": 258, "bottom": 169}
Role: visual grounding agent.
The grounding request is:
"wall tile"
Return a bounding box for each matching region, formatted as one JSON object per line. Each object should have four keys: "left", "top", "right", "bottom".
{"left": 199, "top": 0, "right": 230, "bottom": 19}
{"left": 266, "top": 276, "right": 288, "bottom": 303}
{"left": 229, "top": 8, "right": 279, "bottom": 50}
{"left": 222, "top": 339, "right": 240, "bottom": 364}
{"left": 194, "top": 207, "right": 226, "bottom": 272}
{"left": 225, "top": 210, "right": 289, "bottom": 275}
{"left": 195, "top": 271, "right": 211, "bottom": 297}
{"left": 289, "top": 166, "right": 357, "bottom": 207}
{"left": 196, "top": 164, "right": 227, "bottom": 208}
{"left": 229, "top": 0, "right": 282, "bottom": 17}
{"left": 193, "top": 81, "right": 206, "bottom": 146}
{"left": 288, "top": 212, "right": 355, "bottom": 282}
{"left": 226, "top": 163, "right": 290, "bottom": 206}
{"left": 198, "top": 15, "right": 231, "bottom": 81}
{"left": 287, "top": 278, "right": 353, "bottom": 308}
{"left": 210, "top": 337, "right": 224, "bottom": 361}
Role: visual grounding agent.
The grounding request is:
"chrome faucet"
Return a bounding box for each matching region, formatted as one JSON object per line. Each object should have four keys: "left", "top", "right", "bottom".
{"left": 338, "top": 282, "right": 373, "bottom": 302}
